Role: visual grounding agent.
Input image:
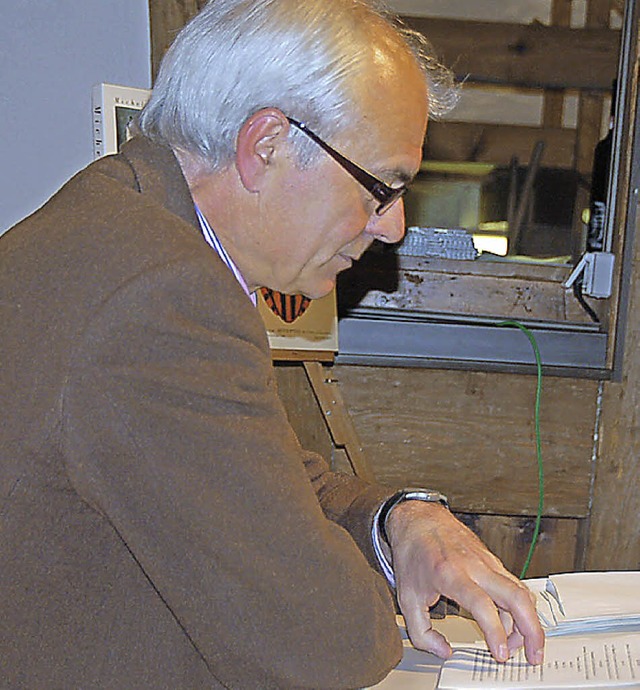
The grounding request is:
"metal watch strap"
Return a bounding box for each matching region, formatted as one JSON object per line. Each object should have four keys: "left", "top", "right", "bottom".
{"left": 378, "top": 488, "right": 449, "bottom": 544}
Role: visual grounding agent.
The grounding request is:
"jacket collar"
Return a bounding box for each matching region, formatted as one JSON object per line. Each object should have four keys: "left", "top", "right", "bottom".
{"left": 118, "top": 136, "right": 199, "bottom": 230}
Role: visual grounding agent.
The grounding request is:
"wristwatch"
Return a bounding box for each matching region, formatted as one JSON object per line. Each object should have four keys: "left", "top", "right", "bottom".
{"left": 378, "top": 488, "right": 449, "bottom": 544}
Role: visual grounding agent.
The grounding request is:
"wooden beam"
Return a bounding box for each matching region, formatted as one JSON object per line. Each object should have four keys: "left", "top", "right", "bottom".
{"left": 303, "top": 361, "right": 375, "bottom": 482}
{"left": 340, "top": 254, "right": 593, "bottom": 327}
{"left": 575, "top": 92, "right": 609, "bottom": 175}
{"left": 402, "top": 16, "right": 620, "bottom": 91}
{"left": 611, "top": 0, "right": 625, "bottom": 17}
{"left": 424, "top": 120, "right": 577, "bottom": 168}
{"left": 274, "top": 363, "right": 334, "bottom": 463}
{"left": 575, "top": 0, "right": 613, "bottom": 179}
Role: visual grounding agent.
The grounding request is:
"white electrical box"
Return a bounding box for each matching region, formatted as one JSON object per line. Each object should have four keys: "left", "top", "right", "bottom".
{"left": 564, "top": 252, "right": 615, "bottom": 299}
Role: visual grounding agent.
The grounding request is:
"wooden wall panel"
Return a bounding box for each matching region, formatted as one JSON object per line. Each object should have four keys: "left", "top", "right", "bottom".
{"left": 461, "top": 514, "right": 580, "bottom": 578}
{"left": 275, "top": 361, "right": 585, "bottom": 577}
{"left": 275, "top": 361, "right": 599, "bottom": 519}
{"left": 333, "top": 365, "right": 599, "bottom": 518}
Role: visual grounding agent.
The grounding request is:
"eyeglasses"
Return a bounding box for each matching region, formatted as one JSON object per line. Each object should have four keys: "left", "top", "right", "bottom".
{"left": 286, "top": 117, "right": 408, "bottom": 215}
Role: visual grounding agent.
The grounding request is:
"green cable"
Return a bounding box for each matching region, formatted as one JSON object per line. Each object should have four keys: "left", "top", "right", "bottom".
{"left": 496, "top": 320, "right": 544, "bottom": 579}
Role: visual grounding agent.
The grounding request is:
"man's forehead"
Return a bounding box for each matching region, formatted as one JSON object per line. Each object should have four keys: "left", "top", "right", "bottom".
{"left": 350, "top": 84, "right": 428, "bottom": 168}
{"left": 353, "top": 47, "right": 428, "bottom": 130}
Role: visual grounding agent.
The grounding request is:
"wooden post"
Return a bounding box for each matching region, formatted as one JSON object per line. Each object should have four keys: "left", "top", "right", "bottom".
{"left": 543, "top": 0, "right": 572, "bottom": 129}
{"left": 303, "top": 361, "right": 375, "bottom": 483}
{"left": 575, "top": 0, "right": 612, "bottom": 176}
{"left": 587, "top": 210, "right": 640, "bottom": 569}
{"left": 148, "top": 0, "right": 204, "bottom": 80}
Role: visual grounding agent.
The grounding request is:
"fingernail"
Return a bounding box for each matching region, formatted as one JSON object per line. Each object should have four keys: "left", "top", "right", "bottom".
{"left": 498, "top": 644, "right": 509, "bottom": 662}
{"left": 534, "top": 648, "right": 544, "bottom": 664}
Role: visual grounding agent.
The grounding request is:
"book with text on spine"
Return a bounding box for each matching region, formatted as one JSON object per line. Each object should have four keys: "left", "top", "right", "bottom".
{"left": 92, "top": 83, "right": 150, "bottom": 159}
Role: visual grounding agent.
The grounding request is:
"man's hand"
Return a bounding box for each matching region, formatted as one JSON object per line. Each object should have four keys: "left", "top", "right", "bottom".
{"left": 385, "top": 499, "right": 545, "bottom": 665}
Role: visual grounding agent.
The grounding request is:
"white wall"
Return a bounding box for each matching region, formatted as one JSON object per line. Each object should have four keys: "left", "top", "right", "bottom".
{"left": 0, "top": 2, "right": 151, "bottom": 233}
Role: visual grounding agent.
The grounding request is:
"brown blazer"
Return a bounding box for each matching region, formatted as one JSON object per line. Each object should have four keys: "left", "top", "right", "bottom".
{"left": 0, "top": 137, "right": 401, "bottom": 689}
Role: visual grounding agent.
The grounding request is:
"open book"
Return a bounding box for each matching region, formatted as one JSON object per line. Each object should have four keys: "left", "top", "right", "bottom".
{"left": 437, "top": 571, "right": 640, "bottom": 689}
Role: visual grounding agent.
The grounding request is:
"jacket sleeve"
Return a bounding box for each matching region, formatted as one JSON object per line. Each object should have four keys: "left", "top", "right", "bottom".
{"left": 299, "top": 446, "right": 397, "bottom": 572}
{"left": 61, "top": 251, "right": 401, "bottom": 690}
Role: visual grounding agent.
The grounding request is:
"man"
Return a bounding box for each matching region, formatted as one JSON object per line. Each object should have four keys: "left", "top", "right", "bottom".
{"left": 0, "top": 0, "right": 544, "bottom": 687}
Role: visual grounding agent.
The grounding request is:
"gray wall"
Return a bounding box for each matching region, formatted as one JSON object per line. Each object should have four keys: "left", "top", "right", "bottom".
{"left": 0, "top": 2, "right": 151, "bottom": 233}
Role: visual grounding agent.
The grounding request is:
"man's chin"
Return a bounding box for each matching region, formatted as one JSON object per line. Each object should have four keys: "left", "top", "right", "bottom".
{"left": 271, "top": 269, "right": 339, "bottom": 300}
{"left": 300, "top": 277, "right": 337, "bottom": 301}
{"left": 304, "top": 286, "right": 335, "bottom": 300}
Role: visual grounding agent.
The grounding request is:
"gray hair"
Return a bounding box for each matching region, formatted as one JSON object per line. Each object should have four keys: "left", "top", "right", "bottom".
{"left": 138, "top": 0, "right": 458, "bottom": 171}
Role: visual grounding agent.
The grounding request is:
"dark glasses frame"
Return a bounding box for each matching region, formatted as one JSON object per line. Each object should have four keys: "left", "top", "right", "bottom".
{"left": 286, "top": 117, "right": 408, "bottom": 215}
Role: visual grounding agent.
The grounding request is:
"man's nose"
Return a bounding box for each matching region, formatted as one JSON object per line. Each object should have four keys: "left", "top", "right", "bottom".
{"left": 365, "top": 197, "right": 406, "bottom": 245}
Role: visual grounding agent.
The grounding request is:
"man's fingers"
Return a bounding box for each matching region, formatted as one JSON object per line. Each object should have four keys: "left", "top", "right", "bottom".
{"left": 398, "top": 589, "right": 453, "bottom": 659}
{"left": 404, "top": 612, "right": 453, "bottom": 659}
{"left": 453, "top": 572, "right": 545, "bottom": 665}
{"left": 412, "top": 627, "right": 453, "bottom": 659}
{"left": 486, "top": 577, "right": 545, "bottom": 665}
{"left": 457, "top": 583, "right": 511, "bottom": 662}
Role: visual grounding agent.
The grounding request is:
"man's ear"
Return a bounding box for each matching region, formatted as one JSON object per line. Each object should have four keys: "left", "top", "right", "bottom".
{"left": 235, "top": 109, "right": 290, "bottom": 192}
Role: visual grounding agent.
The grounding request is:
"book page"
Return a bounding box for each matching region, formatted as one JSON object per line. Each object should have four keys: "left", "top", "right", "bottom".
{"left": 525, "top": 572, "right": 640, "bottom": 635}
{"left": 548, "top": 572, "right": 640, "bottom": 622}
{"left": 437, "top": 632, "right": 640, "bottom": 689}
